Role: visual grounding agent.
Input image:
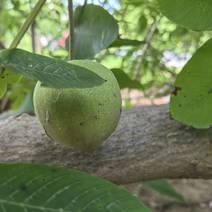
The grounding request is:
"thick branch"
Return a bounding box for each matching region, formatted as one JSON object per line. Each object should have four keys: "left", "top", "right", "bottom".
{"left": 1, "top": 105, "right": 212, "bottom": 184}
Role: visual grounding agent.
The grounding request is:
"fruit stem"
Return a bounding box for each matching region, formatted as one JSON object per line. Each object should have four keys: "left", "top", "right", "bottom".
{"left": 68, "top": 0, "right": 75, "bottom": 60}
{"left": 9, "top": 0, "right": 46, "bottom": 49}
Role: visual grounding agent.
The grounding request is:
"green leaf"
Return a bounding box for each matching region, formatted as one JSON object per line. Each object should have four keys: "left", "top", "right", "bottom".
{"left": 15, "top": 91, "right": 34, "bottom": 115}
{"left": 0, "top": 69, "right": 22, "bottom": 85}
{"left": 110, "top": 38, "right": 144, "bottom": 48}
{"left": 0, "top": 78, "right": 7, "bottom": 98}
{"left": 157, "top": 0, "right": 212, "bottom": 31}
{"left": 111, "top": 69, "right": 143, "bottom": 90}
{"left": 143, "top": 180, "right": 184, "bottom": 202}
{"left": 0, "top": 69, "right": 22, "bottom": 99}
{"left": 0, "top": 49, "right": 105, "bottom": 89}
{"left": 138, "top": 15, "right": 147, "bottom": 33}
{"left": 0, "top": 164, "right": 151, "bottom": 212}
{"left": 170, "top": 38, "right": 212, "bottom": 128}
{"left": 71, "top": 4, "right": 119, "bottom": 59}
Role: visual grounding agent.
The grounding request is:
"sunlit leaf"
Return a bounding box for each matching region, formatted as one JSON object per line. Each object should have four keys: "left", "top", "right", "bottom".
{"left": 170, "top": 38, "right": 212, "bottom": 128}
{"left": 15, "top": 91, "right": 34, "bottom": 115}
{"left": 111, "top": 68, "right": 143, "bottom": 90}
{"left": 158, "top": 0, "right": 212, "bottom": 31}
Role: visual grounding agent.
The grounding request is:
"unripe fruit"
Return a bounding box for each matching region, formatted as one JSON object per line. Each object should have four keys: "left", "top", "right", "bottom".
{"left": 33, "top": 60, "right": 122, "bottom": 152}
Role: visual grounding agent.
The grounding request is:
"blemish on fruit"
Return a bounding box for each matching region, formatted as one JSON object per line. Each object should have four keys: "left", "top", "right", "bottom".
{"left": 33, "top": 60, "right": 122, "bottom": 152}
{"left": 20, "top": 183, "right": 27, "bottom": 192}
{"left": 113, "top": 93, "right": 117, "bottom": 97}
{"left": 42, "top": 178, "right": 47, "bottom": 182}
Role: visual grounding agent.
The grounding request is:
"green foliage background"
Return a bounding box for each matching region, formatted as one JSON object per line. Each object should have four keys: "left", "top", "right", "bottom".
{"left": 1, "top": 0, "right": 211, "bottom": 114}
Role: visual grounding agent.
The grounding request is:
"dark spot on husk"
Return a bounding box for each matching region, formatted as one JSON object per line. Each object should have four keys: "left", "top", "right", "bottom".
{"left": 42, "top": 178, "right": 47, "bottom": 182}
{"left": 20, "top": 184, "right": 27, "bottom": 192}
{"left": 113, "top": 93, "right": 117, "bottom": 97}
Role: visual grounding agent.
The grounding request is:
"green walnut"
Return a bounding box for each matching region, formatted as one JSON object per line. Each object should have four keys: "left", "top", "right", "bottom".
{"left": 33, "top": 60, "right": 122, "bottom": 152}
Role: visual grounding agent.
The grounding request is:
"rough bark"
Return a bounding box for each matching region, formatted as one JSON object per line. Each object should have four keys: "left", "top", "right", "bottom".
{"left": 1, "top": 104, "right": 212, "bottom": 184}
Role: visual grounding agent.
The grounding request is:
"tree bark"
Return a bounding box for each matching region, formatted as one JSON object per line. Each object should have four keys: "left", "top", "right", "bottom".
{"left": 1, "top": 104, "right": 212, "bottom": 184}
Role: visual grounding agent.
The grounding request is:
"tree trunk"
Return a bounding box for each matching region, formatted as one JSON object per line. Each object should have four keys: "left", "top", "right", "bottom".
{"left": 1, "top": 104, "right": 212, "bottom": 184}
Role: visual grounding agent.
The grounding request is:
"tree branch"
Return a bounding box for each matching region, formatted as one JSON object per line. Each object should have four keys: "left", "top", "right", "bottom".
{"left": 31, "top": 20, "right": 37, "bottom": 53}
{"left": 9, "top": 0, "right": 46, "bottom": 49}
{"left": 68, "top": 0, "right": 75, "bottom": 59}
{"left": 134, "top": 17, "right": 160, "bottom": 80}
{"left": 1, "top": 105, "right": 212, "bottom": 184}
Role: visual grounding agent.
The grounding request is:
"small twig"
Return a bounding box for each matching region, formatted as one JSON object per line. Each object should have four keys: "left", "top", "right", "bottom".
{"left": 31, "top": 21, "right": 36, "bottom": 53}
{"left": 134, "top": 17, "right": 160, "bottom": 80}
{"left": 68, "top": 0, "right": 75, "bottom": 60}
{"left": 9, "top": 0, "right": 46, "bottom": 49}
{"left": 29, "top": 0, "right": 37, "bottom": 53}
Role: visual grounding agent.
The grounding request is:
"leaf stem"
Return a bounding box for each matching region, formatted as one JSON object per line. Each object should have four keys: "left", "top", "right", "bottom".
{"left": 9, "top": 0, "right": 46, "bottom": 49}
{"left": 68, "top": 0, "right": 75, "bottom": 60}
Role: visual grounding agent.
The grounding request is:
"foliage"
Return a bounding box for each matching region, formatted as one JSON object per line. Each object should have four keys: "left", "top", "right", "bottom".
{"left": 0, "top": 48, "right": 105, "bottom": 89}
{"left": 158, "top": 0, "right": 212, "bottom": 31}
{"left": 67, "top": 4, "right": 119, "bottom": 59}
{"left": 143, "top": 179, "right": 184, "bottom": 202}
{"left": 1, "top": 0, "right": 209, "bottom": 113}
{"left": 0, "top": 163, "right": 150, "bottom": 211}
{"left": 158, "top": 0, "right": 212, "bottom": 128}
{"left": 170, "top": 38, "right": 212, "bottom": 128}
{"left": 111, "top": 68, "right": 143, "bottom": 90}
